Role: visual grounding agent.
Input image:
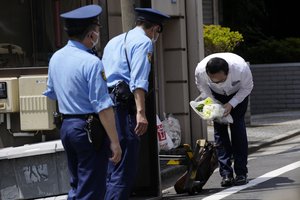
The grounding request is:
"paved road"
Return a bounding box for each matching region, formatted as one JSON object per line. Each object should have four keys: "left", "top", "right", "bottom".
{"left": 162, "top": 134, "right": 300, "bottom": 200}
{"left": 32, "top": 111, "right": 300, "bottom": 200}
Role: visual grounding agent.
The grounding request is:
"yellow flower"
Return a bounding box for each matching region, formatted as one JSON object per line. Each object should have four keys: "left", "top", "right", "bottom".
{"left": 203, "top": 97, "right": 213, "bottom": 105}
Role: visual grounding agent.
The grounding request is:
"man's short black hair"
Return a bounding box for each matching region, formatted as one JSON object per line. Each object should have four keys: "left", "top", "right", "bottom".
{"left": 136, "top": 19, "right": 158, "bottom": 31}
{"left": 64, "top": 18, "right": 99, "bottom": 40}
{"left": 206, "top": 57, "right": 229, "bottom": 75}
{"left": 134, "top": 8, "right": 170, "bottom": 33}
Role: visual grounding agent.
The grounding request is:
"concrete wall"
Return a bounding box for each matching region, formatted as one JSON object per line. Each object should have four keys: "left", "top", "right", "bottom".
{"left": 250, "top": 63, "right": 300, "bottom": 114}
{"left": 152, "top": 0, "right": 206, "bottom": 145}
{"left": 0, "top": 0, "right": 207, "bottom": 148}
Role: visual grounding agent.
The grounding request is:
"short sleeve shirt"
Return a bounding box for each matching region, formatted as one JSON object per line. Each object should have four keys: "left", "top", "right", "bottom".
{"left": 43, "top": 40, "right": 114, "bottom": 114}
{"left": 102, "top": 27, "right": 153, "bottom": 92}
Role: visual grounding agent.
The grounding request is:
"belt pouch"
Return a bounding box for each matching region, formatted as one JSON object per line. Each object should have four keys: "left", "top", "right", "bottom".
{"left": 53, "top": 112, "right": 62, "bottom": 129}
{"left": 85, "top": 115, "right": 106, "bottom": 150}
{"left": 113, "top": 81, "right": 134, "bottom": 105}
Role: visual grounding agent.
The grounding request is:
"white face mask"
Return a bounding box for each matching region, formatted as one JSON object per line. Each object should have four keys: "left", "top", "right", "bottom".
{"left": 91, "top": 31, "right": 99, "bottom": 47}
{"left": 213, "top": 81, "right": 226, "bottom": 88}
{"left": 151, "top": 28, "right": 160, "bottom": 43}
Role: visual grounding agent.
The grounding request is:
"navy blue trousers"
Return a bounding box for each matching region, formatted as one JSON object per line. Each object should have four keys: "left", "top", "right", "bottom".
{"left": 212, "top": 91, "right": 249, "bottom": 177}
{"left": 60, "top": 118, "right": 109, "bottom": 200}
{"left": 105, "top": 104, "right": 140, "bottom": 200}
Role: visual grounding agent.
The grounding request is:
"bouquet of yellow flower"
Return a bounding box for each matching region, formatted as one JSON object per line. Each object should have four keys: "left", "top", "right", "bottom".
{"left": 190, "top": 97, "right": 233, "bottom": 124}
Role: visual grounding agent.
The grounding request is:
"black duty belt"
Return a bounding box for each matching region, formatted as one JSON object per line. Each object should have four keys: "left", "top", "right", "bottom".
{"left": 62, "top": 114, "right": 95, "bottom": 120}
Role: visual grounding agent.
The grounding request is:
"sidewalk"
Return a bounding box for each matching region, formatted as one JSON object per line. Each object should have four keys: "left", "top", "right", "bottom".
{"left": 208, "top": 110, "right": 300, "bottom": 153}
{"left": 161, "top": 110, "right": 300, "bottom": 180}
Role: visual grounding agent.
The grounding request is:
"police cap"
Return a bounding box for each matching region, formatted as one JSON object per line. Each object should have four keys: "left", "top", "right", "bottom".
{"left": 135, "top": 8, "right": 170, "bottom": 32}
{"left": 60, "top": 5, "right": 102, "bottom": 36}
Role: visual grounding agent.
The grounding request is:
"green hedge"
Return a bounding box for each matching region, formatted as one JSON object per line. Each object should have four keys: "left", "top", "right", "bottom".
{"left": 236, "top": 37, "right": 300, "bottom": 64}
{"left": 203, "top": 25, "right": 244, "bottom": 56}
{"left": 203, "top": 25, "right": 300, "bottom": 63}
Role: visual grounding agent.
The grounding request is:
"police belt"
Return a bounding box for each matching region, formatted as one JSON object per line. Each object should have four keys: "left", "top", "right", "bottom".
{"left": 62, "top": 114, "right": 98, "bottom": 120}
{"left": 62, "top": 113, "right": 105, "bottom": 151}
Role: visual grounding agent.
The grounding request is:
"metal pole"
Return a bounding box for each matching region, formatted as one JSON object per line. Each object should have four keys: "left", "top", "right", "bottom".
{"left": 120, "top": 0, "right": 136, "bottom": 32}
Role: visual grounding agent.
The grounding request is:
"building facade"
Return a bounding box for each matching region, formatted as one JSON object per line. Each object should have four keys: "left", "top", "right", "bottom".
{"left": 0, "top": 0, "right": 206, "bottom": 148}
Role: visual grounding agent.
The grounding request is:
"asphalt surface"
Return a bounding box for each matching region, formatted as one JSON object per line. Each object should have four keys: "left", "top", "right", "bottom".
{"left": 161, "top": 110, "right": 300, "bottom": 182}
{"left": 33, "top": 111, "right": 300, "bottom": 200}
{"left": 162, "top": 134, "right": 300, "bottom": 199}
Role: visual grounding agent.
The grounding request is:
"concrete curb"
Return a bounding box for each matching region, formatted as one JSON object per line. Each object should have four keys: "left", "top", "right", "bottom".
{"left": 248, "top": 129, "right": 300, "bottom": 154}
{"left": 160, "top": 165, "right": 186, "bottom": 181}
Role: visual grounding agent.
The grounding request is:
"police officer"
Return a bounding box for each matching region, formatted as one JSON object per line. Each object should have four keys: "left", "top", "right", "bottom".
{"left": 43, "top": 5, "right": 122, "bottom": 200}
{"left": 195, "top": 52, "right": 253, "bottom": 187}
{"left": 102, "top": 8, "right": 169, "bottom": 200}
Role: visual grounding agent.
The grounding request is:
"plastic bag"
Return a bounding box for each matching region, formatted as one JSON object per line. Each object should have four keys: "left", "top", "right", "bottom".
{"left": 156, "top": 115, "right": 174, "bottom": 151}
{"left": 162, "top": 114, "right": 181, "bottom": 148}
{"left": 190, "top": 97, "right": 233, "bottom": 124}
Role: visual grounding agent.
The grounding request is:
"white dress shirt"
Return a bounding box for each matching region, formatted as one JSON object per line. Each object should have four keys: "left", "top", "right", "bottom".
{"left": 195, "top": 52, "right": 253, "bottom": 108}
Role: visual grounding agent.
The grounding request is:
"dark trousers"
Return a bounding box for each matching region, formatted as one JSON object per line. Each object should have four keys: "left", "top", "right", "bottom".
{"left": 60, "top": 118, "right": 109, "bottom": 200}
{"left": 212, "top": 91, "right": 249, "bottom": 177}
{"left": 105, "top": 104, "right": 140, "bottom": 200}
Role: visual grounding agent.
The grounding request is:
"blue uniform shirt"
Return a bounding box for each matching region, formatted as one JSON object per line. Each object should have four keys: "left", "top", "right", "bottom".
{"left": 43, "top": 40, "right": 114, "bottom": 114}
{"left": 102, "top": 27, "right": 153, "bottom": 92}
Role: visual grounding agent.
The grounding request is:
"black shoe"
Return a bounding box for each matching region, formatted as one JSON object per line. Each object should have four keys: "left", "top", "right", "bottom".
{"left": 234, "top": 175, "right": 248, "bottom": 186}
{"left": 221, "top": 175, "right": 233, "bottom": 187}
